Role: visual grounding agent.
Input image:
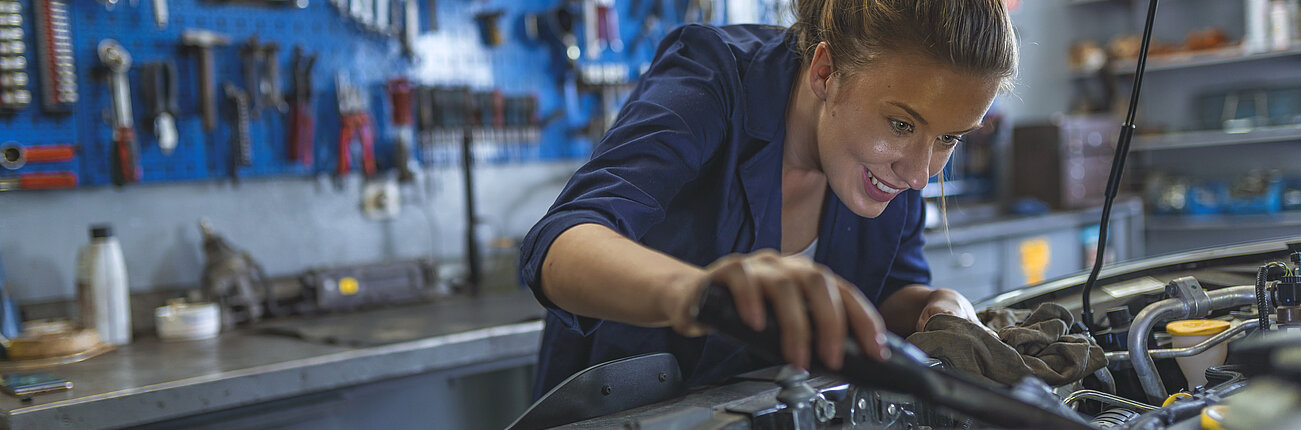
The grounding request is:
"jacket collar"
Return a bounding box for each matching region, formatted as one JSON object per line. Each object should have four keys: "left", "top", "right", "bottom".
{"left": 741, "top": 30, "right": 801, "bottom": 142}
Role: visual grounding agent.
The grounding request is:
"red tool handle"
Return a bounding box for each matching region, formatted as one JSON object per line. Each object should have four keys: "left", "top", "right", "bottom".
{"left": 24, "top": 145, "right": 77, "bottom": 163}
{"left": 20, "top": 172, "right": 79, "bottom": 190}
{"left": 113, "top": 127, "right": 141, "bottom": 185}
{"left": 387, "top": 79, "right": 413, "bottom": 126}
{"left": 289, "top": 102, "right": 315, "bottom": 168}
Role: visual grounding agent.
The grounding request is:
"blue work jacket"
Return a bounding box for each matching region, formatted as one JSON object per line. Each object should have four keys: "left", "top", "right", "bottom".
{"left": 519, "top": 24, "right": 931, "bottom": 399}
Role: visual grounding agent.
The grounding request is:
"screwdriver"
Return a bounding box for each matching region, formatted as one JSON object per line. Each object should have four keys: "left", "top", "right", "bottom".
{"left": 0, "top": 171, "right": 78, "bottom": 191}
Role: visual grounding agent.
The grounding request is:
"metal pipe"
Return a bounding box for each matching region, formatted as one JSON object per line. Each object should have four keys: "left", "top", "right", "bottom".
{"left": 1064, "top": 390, "right": 1158, "bottom": 412}
{"left": 1128, "top": 286, "right": 1258, "bottom": 403}
{"left": 1106, "top": 320, "right": 1259, "bottom": 361}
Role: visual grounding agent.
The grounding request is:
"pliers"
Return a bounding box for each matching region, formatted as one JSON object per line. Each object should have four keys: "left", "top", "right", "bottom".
{"left": 288, "top": 46, "right": 316, "bottom": 168}
{"left": 336, "top": 73, "right": 376, "bottom": 179}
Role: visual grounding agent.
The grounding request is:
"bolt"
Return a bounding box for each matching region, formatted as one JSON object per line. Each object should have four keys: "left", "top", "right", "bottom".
{"left": 857, "top": 398, "right": 868, "bottom": 410}
{"left": 886, "top": 403, "right": 898, "bottom": 416}
{"left": 601, "top": 385, "right": 612, "bottom": 396}
{"left": 657, "top": 372, "right": 667, "bottom": 382}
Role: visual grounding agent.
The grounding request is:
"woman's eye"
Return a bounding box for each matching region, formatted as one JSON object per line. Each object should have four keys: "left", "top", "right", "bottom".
{"left": 939, "top": 135, "right": 963, "bottom": 146}
{"left": 890, "top": 119, "right": 914, "bottom": 134}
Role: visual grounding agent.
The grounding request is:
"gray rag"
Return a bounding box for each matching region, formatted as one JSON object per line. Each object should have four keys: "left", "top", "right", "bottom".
{"left": 905, "top": 303, "right": 1107, "bottom": 387}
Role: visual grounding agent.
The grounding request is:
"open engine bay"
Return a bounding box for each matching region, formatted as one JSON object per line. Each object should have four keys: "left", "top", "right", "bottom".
{"left": 522, "top": 238, "right": 1301, "bottom": 430}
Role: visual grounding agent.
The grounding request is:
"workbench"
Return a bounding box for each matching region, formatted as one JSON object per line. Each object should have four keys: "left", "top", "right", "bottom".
{"left": 0, "top": 292, "right": 546, "bottom": 430}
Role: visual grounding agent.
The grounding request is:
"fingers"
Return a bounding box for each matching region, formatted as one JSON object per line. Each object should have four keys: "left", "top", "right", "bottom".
{"left": 699, "top": 251, "right": 872, "bottom": 369}
{"left": 840, "top": 281, "right": 891, "bottom": 362}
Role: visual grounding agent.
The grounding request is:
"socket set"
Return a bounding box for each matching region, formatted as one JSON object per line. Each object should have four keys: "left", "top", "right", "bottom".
{"left": 0, "top": 0, "right": 29, "bottom": 111}
{"left": 33, "top": 0, "right": 76, "bottom": 111}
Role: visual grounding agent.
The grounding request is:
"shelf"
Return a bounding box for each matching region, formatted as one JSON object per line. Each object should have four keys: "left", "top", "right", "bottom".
{"left": 1131, "top": 125, "right": 1301, "bottom": 151}
{"left": 1112, "top": 42, "right": 1301, "bottom": 75}
{"left": 1146, "top": 212, "right": 1301, "bottom": 231}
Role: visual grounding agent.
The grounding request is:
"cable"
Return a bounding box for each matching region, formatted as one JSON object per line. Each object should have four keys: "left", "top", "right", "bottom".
{"left": 1081, "top": 0, "right": 1161, "bottom": 333}
{"left": 1257, "top": 262, "right": 1288, "bottom": 332}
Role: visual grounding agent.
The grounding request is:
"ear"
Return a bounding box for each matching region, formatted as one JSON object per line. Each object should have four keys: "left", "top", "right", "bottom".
{"left": 808, "top": 42, "right": 835, "bottom": 101}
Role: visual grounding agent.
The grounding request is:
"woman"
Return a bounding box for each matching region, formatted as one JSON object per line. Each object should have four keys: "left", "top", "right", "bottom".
{"left": 519, "top": 0, "right": 1017, "bottom": 398}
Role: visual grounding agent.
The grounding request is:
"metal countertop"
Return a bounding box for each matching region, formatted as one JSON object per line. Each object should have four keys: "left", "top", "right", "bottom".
{"left": 1, "top": 292, "right": 545, "bottom": 429}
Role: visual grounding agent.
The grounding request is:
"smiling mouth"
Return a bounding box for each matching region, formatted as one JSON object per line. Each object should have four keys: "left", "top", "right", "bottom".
{"left": 866, "top": 169, "right": 903, "bottom": 194}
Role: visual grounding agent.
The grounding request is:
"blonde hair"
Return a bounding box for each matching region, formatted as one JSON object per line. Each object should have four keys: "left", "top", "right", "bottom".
{"left": 791, "top": 0, "right": 1019, "bottom": 93}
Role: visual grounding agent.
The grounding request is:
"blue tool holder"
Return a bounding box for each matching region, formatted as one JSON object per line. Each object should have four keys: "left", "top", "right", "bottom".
{"left": 0, "top": 0, "right": 723, "bottom": 188}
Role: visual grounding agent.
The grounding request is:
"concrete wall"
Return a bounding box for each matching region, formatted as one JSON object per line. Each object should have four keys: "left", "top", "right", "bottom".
{"left": 0, "top": 162, "right": 580, "bottom": 303}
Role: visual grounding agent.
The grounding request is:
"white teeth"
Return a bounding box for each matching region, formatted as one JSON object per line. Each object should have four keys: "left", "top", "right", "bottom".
{"left": 868, "top": 171, "right": 902, "bottom": 194}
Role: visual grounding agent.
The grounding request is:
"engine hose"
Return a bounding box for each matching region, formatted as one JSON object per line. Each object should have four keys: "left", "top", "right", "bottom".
{"left": 1124, "top": 380, "right": 1249, "bottom": 430}
{"left": 1258, "top": 263, "right": 1288, "bottom": 332}
{"left": 1091, "top": 408, "right": 1142, "bottom": 428}
{"left": 1204, "top": 365, "right": 1245, "bottom": 388}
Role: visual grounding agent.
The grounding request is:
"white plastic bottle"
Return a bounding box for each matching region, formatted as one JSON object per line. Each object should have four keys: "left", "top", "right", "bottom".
{"left": 76, "top": 225, "right": 132, "bottom": 345}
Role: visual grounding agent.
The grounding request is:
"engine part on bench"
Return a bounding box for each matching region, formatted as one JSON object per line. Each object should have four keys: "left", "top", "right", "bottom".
{"left": 300, "top": 259, "right": 438, "bottom": 311}
{"left": 199, "top": 219, "right": 270, "bottom": 328}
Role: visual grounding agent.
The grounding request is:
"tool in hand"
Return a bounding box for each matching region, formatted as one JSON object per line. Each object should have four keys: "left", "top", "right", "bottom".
{"left": 140, "top": 61, "right": 179, "bottom": 155}
{"left": 0, "top": 171, "right": 77, "bottom": 191}
{"left": 288, "top": 46, "right": 315, "bottom": 168}
{"left": 335, "top": 73, "right": 376, "bottom": 181}
{"left": 595, "top": 0, "right": 621, "bottom": 53}
{"left": 223, "top": 83, "right": 253, "bottom": 180}
{"left": 181, "top": 29, "right": 230, "bottom": 132}
{"left": 693, "top": 283, "right": 1094, "bottom": 430}
{"left": 387, "top": 78, "right": 416, "bottom": 183}
{"left": 98, "top": 39, "right": 140, "bottom": 185}
{"left": 32, "top": 0, "right": 76, "bottom": 112}
{"left": 1, "top": 143, "right": 76, "bottom": 170}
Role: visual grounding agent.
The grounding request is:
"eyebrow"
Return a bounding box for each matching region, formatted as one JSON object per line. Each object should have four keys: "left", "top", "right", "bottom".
{"left": 887, "top": 101, "right": 984, "bottom": 135}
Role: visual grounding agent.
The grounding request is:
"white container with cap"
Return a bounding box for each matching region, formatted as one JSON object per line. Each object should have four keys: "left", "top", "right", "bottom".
{"left": 1167, "top": 319, "right": 1231, "bottom": 388}
{"left": 75, "top": 224, "right": 132, "bottom": 345}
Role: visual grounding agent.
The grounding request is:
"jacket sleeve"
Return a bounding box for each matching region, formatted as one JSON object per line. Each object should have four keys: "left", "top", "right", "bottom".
{"left": 518, "top": 25, "right": 742, "bottom": 334}
{"left": 881, "top": 190, "right": 933, "bottom": 299}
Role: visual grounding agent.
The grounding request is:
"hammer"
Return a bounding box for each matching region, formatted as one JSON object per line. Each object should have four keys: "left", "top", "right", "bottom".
{"left": 181, "top": 29, "right": 230, "bottom": 132}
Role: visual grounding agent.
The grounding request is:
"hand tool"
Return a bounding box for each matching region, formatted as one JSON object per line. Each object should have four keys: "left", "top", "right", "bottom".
{"left": 582, "top": 0, "right": 598, "bottom": 59}
{"left": 335, "top": 73, "right": 376, "bottom": 180}
{"left": 288, "top": 46, "right": 315, "bottom": 168}
{"left": 181, "top": 29, "right": 230, "bottom": 132}
{"left": 1, "top": 143, "right": 76, "bottom": 169}
{"left": 693, "top": 284, "right": 1094, "bottom": 430}
{"left": 375, "top": 0, "right": 390, "bottom": 33}
{"left": 401, "top": 0, "right": 418, "bottom": 58}
{"left": 0, "top": 171, "right": 78, "bottom": 191}
{"left": 98, "top": 39, "right": 140, "bottom": 185}
{"left": 223, "top": 83, "right": 253, "bottom": 179}
{"left": 31, "top": 0, "right": 76, "bottom": 112}
{"left": 140, "top": 62, "right": 179, "bottom": 155}
{"left": 387, "top": 78, "right": 415, "bottom": 182}
{"left": 260, "top": 42, "right": 286, "bottom": 113}
{"left": 152, "top": 0, "right": 167, "bottom": 28}
{"left": 239, "top": 36, "right": 265, "bottom": 116}
{"left": 595, "top": 0, "right": 621, "bottom": 53}
{"left": 0, "top": 0, "right": 27, "bottom": 111}
{"left": 474, "top": 11, "right": 504, "bottom": 46}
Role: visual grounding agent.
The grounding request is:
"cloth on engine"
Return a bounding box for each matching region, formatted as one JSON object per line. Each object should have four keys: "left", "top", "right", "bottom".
{"left": 905, "top": 302, "right": 1106, "bottom": 387}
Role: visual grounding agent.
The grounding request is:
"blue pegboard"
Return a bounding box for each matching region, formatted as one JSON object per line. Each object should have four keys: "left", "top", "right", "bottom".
{"left": 0, "top": 0, "right": 733, "bottom": 188}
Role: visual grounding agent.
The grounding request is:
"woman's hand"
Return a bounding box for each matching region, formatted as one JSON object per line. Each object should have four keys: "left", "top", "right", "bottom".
{"left": 915, "top": 288, "right": 987, "bottom": 334}
{"left": 660, "top": 250, "right": 891, "bottom": 371}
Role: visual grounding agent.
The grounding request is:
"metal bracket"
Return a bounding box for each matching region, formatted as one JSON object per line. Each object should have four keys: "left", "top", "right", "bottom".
{"left": 1166, "top": 276, "right": 1211, "bottom": 319}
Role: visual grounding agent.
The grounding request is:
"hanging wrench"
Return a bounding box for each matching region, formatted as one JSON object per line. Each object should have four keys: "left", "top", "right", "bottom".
{"left": 224, "top": 83, "right": 252, "bottom": 180}
{"left": 98, "top": 39, "right": 139, "bottom": 185}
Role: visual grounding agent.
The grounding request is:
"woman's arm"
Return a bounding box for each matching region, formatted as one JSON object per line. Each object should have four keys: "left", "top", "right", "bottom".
{"left": 880, "top": 285, "right": 984, "bottom": 336}
{"left": 540, "top": 222, "right": 893, "bottom": 369}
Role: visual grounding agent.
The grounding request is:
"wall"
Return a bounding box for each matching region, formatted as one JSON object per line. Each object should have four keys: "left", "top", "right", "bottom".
{"left": 0, "top": 161, "right": 579, "bottom": 303}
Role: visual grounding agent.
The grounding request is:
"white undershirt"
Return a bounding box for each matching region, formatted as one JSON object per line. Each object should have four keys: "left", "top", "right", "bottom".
{"left": 798, "top": 238, "right": 818, "bottom": 260}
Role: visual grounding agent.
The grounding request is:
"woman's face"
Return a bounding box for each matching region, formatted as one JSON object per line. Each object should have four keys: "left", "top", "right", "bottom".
{"left": 810, "top": 47, "right": 1000, "bottom": 219}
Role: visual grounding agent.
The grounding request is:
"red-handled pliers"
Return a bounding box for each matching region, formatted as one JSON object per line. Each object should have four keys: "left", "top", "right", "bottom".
{"left": 336, "top": 74, "right": 376, "bottom": 178}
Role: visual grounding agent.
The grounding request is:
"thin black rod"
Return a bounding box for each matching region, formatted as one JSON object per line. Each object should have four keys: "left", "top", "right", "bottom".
{"left": 1082, "top": 0, "right": 1159, "bottom": 333}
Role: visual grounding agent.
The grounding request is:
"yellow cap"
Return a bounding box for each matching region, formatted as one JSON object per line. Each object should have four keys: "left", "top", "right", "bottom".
{"left": 1200, "top": 405, "right": 1228, "bottom": 430}
{"left": 1167, "top": 320, "right": 1230, "bottom": 336}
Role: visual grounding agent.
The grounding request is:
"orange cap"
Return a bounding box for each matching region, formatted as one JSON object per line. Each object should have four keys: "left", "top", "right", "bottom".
{"left": 1166, "top": 320, "right": 1230, "bottom": 336}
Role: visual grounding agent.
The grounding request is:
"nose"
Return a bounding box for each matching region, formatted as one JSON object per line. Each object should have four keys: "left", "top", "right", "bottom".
{"left": 892, "top": 139, "right": 933, "bottom": 190}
